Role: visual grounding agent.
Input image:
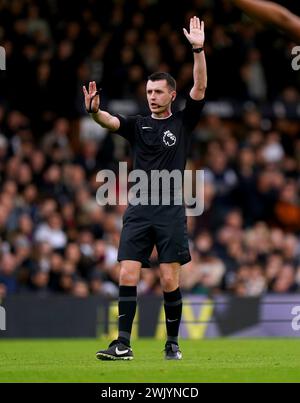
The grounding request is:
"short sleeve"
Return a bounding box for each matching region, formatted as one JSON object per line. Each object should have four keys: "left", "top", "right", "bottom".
{"left": 181, "top": 96, "right": 205, "bottom": 132}
{"left": 114, "top": 114, "right": 138, "bottom": 145}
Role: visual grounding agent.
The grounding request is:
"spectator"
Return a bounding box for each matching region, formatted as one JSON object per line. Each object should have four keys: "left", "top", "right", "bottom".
{"left": 0, "top": 253, "right": 18, "bottom": 295}
{"left": 0, "top": 0, "right": 299, "bottom": 298}
{"left": 34, "top": 212, "right": 67, "bottom": 250}
{"left": 72, "top": 279, "right": 89, "bottom": 298}
{"left": 181, "top": 232, "right": 225, "bottom": 295}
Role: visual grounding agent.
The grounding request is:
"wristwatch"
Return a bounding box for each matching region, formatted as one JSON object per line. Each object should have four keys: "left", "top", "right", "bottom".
{"left": 192, "top": 47, "right": 204, "bottom": 53}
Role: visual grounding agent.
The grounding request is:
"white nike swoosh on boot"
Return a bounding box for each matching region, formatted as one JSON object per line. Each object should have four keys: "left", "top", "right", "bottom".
{"left": 115, "top": 347, "right": 129, "bottom": 355}
{"left": 167, "top": 318, "right": 178, "bottom": 322}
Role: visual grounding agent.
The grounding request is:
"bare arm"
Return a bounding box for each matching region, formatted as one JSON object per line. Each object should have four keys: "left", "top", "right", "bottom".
{"left": 83, "top": 81, "right": 120, "bottom": 132}
{"left": 231, "top": 0, "right": 300, "bottom": 42}
{"left": 91, "top": 109, "right": 120, "bottom": 132}
{"left": 183, "top": 16, "right": 207, "bottom": 100}
{"left": 190, "top": 48, "right": 207, "bottom": 101}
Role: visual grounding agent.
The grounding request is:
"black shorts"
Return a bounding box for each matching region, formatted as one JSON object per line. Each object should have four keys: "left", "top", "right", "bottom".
{"left": 117, "top": 204, "right": 191, "bottom": 268}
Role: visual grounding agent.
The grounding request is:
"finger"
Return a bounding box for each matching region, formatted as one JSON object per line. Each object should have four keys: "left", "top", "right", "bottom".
{"left": 190, "top": 17, "right": 193, "bottom": 31}
{"left": 93, "top": 81, "right": 97, "bottom": 93}
{"left": 201, "top": 20, "right": 204, "bottom": 32}
{"left": 183, "top": 28, "right": 189, "bottom": 38}
{"left": 94, "top": 92, "right": 100, "bottom": 107}
{"left": 89, "top": 81, "right": 92, "bottom": 94}
{"left": 193, "top": 16, "right": 197, "bottom": 29}
{"left": 197, "top": 17, "right": 201, "bottom": 29}
{"left": 92, "top": 91, "right": 100, "bottom": 109}
{"left": 91, "top": 87, "right": 99, "bottom": 98}
{"left": 83, "top": 86, "right": 88, "bottom": 97}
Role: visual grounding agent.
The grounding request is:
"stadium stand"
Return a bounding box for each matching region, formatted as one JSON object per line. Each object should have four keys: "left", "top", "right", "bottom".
{"left": 0, "top": 0, "right": 299, "bottom": 299}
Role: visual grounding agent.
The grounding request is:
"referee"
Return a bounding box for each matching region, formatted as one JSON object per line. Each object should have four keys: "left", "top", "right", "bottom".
{"left": 83, "top": 16, "right": 207, "bottom": 360}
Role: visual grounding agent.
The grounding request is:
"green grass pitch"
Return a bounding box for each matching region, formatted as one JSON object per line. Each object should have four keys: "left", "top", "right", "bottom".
{"left": 0, "top": 338, "right": 300, "bottom": 383}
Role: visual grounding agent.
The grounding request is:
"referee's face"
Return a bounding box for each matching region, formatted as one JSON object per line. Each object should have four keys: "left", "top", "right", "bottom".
{"left": 146, "top": 80, "right": 175, "bottom": 114}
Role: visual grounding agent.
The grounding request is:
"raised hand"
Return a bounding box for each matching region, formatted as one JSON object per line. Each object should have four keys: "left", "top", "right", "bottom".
{"left": 83, "top": 81, "right": 100, "bottom": 113}
{"left": 183, "top": 16, "right": 205, "bottom": 48}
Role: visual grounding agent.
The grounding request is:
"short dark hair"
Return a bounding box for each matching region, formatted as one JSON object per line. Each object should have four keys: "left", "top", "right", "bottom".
{"left": 147, "top": 72, "right": 176, "bottom": 91}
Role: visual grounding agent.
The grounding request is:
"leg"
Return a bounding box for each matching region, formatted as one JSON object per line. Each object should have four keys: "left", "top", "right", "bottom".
{"left": 96, "top": 260, "right": 141, "bottom": 361}
{"left": 160, "top": 262, "right": 180, "bottom": 292}
{"left": 153, "top": 206, "right": 190, "bottom": 359}
{"left": 159, "top": 262, "right": 183, "bottom": 359}
{"left": 118, "top": 260, "right": 141, "bottom": 345}
{"left": 97, "top": 205, "right": 152, "bottom": 361}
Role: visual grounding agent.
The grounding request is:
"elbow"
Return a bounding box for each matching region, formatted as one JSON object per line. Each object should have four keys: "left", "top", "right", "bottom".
{"left": 190, "top": 86, "right": 206, "bottom": 101}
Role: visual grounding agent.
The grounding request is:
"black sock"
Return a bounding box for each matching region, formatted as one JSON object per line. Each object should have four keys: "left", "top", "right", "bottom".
{"left": 163, "top": 287, "right": 182, "bottom": 345}
{"left": 118, "top": 285, "right": 137, "bottom": 347}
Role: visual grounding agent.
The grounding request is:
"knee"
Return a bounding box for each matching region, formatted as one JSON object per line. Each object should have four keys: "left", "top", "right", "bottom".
{"left": 119, "top": 265, "right": 139, "bottom": 286}
{"left": 160, "top": 274, "right": 179, "bottom": 292}
{"left": 160, "top": 264, "right": 180, "bottom": 292}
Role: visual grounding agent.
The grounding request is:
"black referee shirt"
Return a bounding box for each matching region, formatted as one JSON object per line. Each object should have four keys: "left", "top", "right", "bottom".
{"left": 115, "top": 96, "right": 205, "bottom": 204}
{"left": 115, "top": 96, "right": 205, "bottom": 173}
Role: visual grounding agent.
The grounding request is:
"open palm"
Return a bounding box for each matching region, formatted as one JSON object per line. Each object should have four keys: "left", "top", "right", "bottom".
{"left": 183, "top": 16, "right": 205, "bottom": 47}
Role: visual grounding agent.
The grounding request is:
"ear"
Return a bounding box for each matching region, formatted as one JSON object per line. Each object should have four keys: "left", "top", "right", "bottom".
{"left": 171, "top": 91, "right": 177, "bottom": 102}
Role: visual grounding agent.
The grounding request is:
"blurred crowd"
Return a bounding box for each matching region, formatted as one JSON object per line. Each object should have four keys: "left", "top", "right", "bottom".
{"left": 0, "top": 0, "right": 300, "bottom": 298}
